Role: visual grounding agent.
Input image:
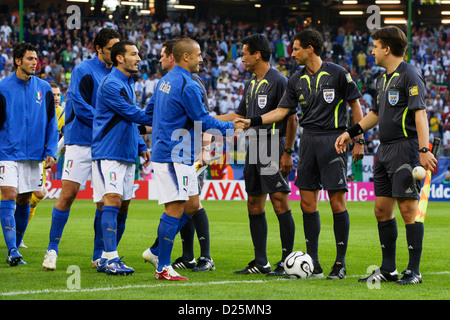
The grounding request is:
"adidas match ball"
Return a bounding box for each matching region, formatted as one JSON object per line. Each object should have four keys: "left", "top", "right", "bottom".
{"left": 283, "top": 251, "right": 314, "bottom": 279}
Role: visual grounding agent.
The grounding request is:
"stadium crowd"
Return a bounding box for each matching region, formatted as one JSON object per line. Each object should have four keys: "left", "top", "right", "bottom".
{"left": 0, "top": 8, "right": 449, "bottom": 158}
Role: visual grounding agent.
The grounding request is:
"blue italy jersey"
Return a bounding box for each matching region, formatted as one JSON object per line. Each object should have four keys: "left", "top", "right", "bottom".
{"left": 0, "top": 73, "right": 58, "bottom": 161}
{"left": 146, "top": 65, "right": 234, "bottom": 164}
{"left": 92, "top": 67, "right": 151, "bottom": 163}
{"left": 64, "top": 55, "right": 111, "bottom": 146}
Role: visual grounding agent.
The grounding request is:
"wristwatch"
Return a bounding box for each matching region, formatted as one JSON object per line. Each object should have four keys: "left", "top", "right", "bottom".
{"left": 419, "top": 147, "right": 430, "bottom": 153}
{"left": 354, "top": 138, "right": 365, "bottom": 144}
{"left": 284, "top": 147, "right": 294, "bottom": 154}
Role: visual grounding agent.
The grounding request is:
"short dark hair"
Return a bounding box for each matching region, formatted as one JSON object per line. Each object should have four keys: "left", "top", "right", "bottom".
{"left": 241, "top": 34, "right": 272, "bottom": 62}
{"left": 94, "top": 28, "right": 122, "bottom": 52}
{"left": 162, "top": 39, "right": 178, "bottom": 57}
{"left": 292, "top": 30, "right": 324, "bottom": 56}
{"left": 13, "top": 43, "right": 38, "bottom": 68}
{"left": 111, "top": 40, "right": 136, "bottom": 67}
{"left": 50, "top": 83, "right": 60, "bottom": 89}
{"left": 371, "top": 26, "right": 407, "bottom": 57}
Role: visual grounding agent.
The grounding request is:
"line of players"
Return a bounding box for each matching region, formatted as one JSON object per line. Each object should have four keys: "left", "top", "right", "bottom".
{"left": 0, "top": 26, "right": 436, "bottom": 285}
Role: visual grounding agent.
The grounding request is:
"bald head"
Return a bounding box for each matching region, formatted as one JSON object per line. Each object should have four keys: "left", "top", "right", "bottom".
{"left": 173, "top": 38, "right": 203, "bottom": 74}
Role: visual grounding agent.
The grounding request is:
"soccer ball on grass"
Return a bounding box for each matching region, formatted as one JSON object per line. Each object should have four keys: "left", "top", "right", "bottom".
{"left": 283, "top": 251, "right": 314, "bottom": 279}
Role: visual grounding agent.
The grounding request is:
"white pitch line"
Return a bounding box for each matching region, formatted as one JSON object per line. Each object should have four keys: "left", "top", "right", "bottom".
{"left": 1, "top": 272, "right": 449, "bottom": 297}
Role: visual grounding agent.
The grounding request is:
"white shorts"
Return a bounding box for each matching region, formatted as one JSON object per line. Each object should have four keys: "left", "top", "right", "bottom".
{"left": 92, "top": 160, "right": 136, "bottom": 203}
{"left": 62, "top": 145, "right": 92, "bottom": 190}
{"left": 0, "top": 160, "right": 44, "bottom": 194}
{"left": 152, "top": 162, "right": 198, "bottom": 205}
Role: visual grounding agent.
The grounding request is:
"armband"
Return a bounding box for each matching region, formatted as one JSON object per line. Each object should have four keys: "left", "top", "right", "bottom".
{"left": 250, "top": 116, "right": 263, "bottom": 127}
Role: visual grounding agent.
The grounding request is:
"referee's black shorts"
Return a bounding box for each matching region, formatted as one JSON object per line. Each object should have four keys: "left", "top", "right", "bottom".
{"left": 244, "top": 135, "right": 290, "bottom": 195}
{"left": 374, "top": 138, "right": 421, "bottom": 199}
{"left": 295, "top": 130, "right": 348, "bottom": 192}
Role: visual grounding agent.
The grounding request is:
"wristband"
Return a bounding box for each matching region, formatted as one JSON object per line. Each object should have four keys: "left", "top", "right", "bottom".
{"left": 250, "top": 116, "right": 263, "bottom": 127}
{"left": 346, "top": 123, "right": 364, "bottom": 139}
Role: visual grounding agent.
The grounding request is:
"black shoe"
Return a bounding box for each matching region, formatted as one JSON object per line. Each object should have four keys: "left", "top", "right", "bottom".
{"left": 311, "top": 262, "right": 324, "bottom": 278}
{"left": 396, "top": 269, "right": 422, "bottom": 285}
{"left": 192, "top": 257, "right": 215, "bottom": 272}
{"left": 172, "top": 257, "right": 196, "bottom": 269}
{"left": 234, "top": 260, "right": 271, "bottom": 274}
{"left": 327, "top": 262, "right": 346, "bottom": 279}
{"left": 358, "top": 267, "right": 398, "bottom": 283}
{"left": 267, "top": 261, "right": 285, "bottom": 277}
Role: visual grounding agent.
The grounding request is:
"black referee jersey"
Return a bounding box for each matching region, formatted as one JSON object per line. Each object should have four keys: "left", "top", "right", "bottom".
{"left": 278, "top": 61, "right": 361, "bottom": 133}
{"left": 236, "top": 68, "right": 295, "bottom": 137}
{"left": 373, "top": 61, "right": 426, "bottom": 144}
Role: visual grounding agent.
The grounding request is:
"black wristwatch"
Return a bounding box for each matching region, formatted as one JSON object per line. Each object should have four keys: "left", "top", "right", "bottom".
{"left": 354, "top": 138, "right": 365, "bottom": 145}
{"left": 419, "top": 147, "right": 430, "bottom": 153}
{"left": 284, "top": 147, "right": 294, "bottom": 154}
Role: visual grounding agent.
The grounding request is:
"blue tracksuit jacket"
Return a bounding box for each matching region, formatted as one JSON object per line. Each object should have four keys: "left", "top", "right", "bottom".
{"left": 92, "top": 67, "right": 151, "bottom": 163}
{"left": 0, "top": 73, "right": 58, "bottom": 161}
{"left": 64, "top": 55, "right": 111, "bottom": 146}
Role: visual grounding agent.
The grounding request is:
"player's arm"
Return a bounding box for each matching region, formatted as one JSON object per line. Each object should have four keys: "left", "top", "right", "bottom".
{"left": 415, "top": 109, "right": 437, "bottom": 171}
{"left": 280, "top": 112, "right": 298, "bottom": 177}
{"left": 71, "top": 68, "right": 96, "bottom": 127}
{"left": 335, "top": 111, "right": 379, "bottom": 154}
{"left": 102, "top": 81, "right": 152, "bottom": 126}
{"left": 348, "top": 98, "right": 365, "bottom": 163}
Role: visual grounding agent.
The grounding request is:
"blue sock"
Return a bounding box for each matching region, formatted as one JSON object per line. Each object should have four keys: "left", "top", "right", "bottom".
{"left": 102, "top": 206, "right": 119, "bottom": 254}
{"left": 117, "top": 212, "right": 128, "bottom": 245}
{"left": 0, "top": 200, "right": 17, "bottom": 253}
{"left": 157, "top": 213, "right": 180, "bottom": 271}
{"left": 150, "top": 212, "right": 191, "bottom": 257}
{"left": 48, "top": 207, "right": 70, "bottom": 253}
{"left": 14, "top": 203, "right": 30, "bottom": 248}
{"left": 92, "top": 209, "right": 103, "bottom": 261}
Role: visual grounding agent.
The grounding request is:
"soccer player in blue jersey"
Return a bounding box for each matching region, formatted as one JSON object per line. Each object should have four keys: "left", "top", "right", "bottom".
{"left": 142, "top": 39, "right": 216, "bottom": 272}
{"left": 145, "top": 38, "right": 244, "bottom": 281}
{"left": 0, "top": 43, "right": 58, "bottom": 266}
{"left": 92, "top": 40, "right": 152, "bottom": 275}
{"left": 42, "top": 28, "right": 121, "bottom": 271}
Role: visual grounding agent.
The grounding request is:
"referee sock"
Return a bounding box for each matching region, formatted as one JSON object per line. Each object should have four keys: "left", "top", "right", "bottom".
{"left": 93, "top": 209, "right": 103, "bottom": 261}
{"left": 158, "top": 213, "right": 180, "bottom": 272}
{"left": 0, "top": 200, "right": 17, "bottom": 253}
{"left": 180, "top": 215, "right": 195, "bottom": 261}
{"left": 378, "top": 218, "right": 398, "bottom": 273}
{"left": 276, "top": 210, "right": 295, "bottom": 262}
{"left": 116, "top": 212, "right": 128, "bottom": 246}
{"left": 193, "top": 208, "right": 211, "bottom": 259}
{"left": 405, "top": 222, "right": 424, "bottom": 274}
{"left": 48, "top": 207, "right": 70, "bottom": 254}
{"left": 249, "top": 211, "right": 268, "bottom": 266}
{"left": 14, "top": 203, "right": 30, "bottom": 248}
{"left": 101, "top": 206, "right": 119, "bottom": 255}
{"left": 333, "top": 210, "right": 350, "bottom": 266}
{"left": 303, "top": 211, "right": 321, "bottom": 264}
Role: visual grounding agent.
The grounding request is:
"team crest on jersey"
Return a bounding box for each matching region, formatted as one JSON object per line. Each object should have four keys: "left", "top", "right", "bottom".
{"left": 0, "top": 166, "right": 5, "bottom": 176}
{"left": 323, "top": 89, "right": 335, "bottom": 103}
{"left": 388, "top": 90, "right": 399, "bottom": 106}
{"left": 109, "top": 172, "right": 117, "bottom": 182}
{"left": 258, "top": 95, "right": 267, "bottom": 109}
{"left": 183, "top": 176, "right": 188, "bottom": 186}
{"left": 36, "top": 91, "right": 42, "bottom": 100}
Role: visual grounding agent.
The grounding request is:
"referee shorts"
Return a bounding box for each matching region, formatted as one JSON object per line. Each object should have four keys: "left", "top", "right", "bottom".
{"left": 244, "top": 135, "right": 290, "bottom": 195}
{"left": 374, "top": 138, "right": 421, "bottom": 199}
{"left": 295, "top": 131, "right": 348, "bottom": 192}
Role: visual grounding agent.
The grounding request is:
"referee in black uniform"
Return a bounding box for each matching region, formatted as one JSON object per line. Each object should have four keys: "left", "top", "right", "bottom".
{"left": 217, "top": 34, "right": 298, "bottom": 276}
{"left": 336, "top": 26, "right": 437, "bottom": 285}
{"left": 237, "top": 30, "right": 365, "bottom": 279}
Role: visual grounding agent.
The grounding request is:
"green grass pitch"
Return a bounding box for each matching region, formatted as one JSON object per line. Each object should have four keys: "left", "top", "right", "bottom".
{"left": 0, "top": 199, "right": 449, "bottom": 300}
